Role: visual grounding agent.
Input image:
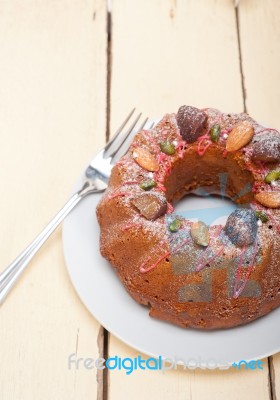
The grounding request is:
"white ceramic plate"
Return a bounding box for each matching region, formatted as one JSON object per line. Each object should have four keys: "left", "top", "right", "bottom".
{"left": 62, "top": 172, "right": 280, "bottom": 369}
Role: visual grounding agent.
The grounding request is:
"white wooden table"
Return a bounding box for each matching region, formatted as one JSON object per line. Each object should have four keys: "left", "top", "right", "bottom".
{"left": 0, "top": 1, "right": 279, "bottom": 399}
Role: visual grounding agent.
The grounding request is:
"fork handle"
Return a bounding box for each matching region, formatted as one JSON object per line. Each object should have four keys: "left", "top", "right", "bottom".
{"left": 0, "top": 181, "right": 96, "bottom": 305}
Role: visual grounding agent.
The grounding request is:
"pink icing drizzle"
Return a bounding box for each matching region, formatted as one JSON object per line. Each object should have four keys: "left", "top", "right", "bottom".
{"left": 233, "top": 238, "right": 259, "bottom": 298}
{"left": 121, "top": 223, "right": 142, "bottom": 232}
{"left": 140, "top": 238, "right": 190, "bottom": 273}
{"left": 196, "top": 134, "right": 212, "bottom": 156}
{"left": 176, "top": 140, "right": 186, "bottom": 158}
{"left": 222, "top": 149, "right": 228, "bottom": 158}
{"left": 196, "top": 226, "right": 224, "bottom": 272}
{"left": 108, "top": 181, "right": 139, "bottom": 199}
{"left": 108, "top": 192, "right": 130, "bottom": 200}
{"left": 167, "top": 203, "right": 174, "bottom": 213}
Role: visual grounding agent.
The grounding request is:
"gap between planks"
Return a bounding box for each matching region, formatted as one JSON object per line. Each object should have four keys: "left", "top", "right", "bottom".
{"left": 235, "top": 5, "right": 247, "bottom": 113}
{"left": 100, "top": 2, "right": 112, "bottom": 400}
{"left": 236, "top": 3, "right": 277, "bottom": 399}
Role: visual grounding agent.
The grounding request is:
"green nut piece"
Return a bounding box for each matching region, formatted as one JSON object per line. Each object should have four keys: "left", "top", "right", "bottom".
{"left": 139, "top": 179, "right": 156, "bottom": 191}
{"left": 169, "top": 219, "right": 182, "bottom": 233}
{"left": 264, "top": 170, "right": 280, "bottom": 184}
{"left": 159, "top": 141, "right": 176, "bottom": 155}
{"left": 255, "top": 210, "right": 269, "bottom": 223}
{"left": 210, "top": 124, "right": 221, "bottom": 142}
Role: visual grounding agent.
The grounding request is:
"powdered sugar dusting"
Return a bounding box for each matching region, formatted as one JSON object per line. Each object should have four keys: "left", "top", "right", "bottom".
{"left": 98, "top": 106, "right": 280, "bottom": 308}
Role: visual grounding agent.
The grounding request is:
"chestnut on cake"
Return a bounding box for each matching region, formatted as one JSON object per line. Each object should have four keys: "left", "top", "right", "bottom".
{"left": 96, "top": 105, "right": 280, "bottom": 330}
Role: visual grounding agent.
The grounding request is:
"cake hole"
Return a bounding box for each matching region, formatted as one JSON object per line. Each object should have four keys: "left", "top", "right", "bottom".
{"left": 174, "top": 192, "right": 240, "bottom": 227}
{"left": 268, "top": 225, "right": 273, "bottom": 229}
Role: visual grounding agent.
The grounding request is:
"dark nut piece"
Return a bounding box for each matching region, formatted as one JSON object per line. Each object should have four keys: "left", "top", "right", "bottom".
{"left": 224, "top": 209, "right": 258, "bottom": 247}
{"left": 252, "top": 132, "right": 280, "bottom": 163}
{"left": 177, "top": 105, "right": 208, "bottom": 143}
{"left": 131, "top": 193, "right": 167, "bottom": 220}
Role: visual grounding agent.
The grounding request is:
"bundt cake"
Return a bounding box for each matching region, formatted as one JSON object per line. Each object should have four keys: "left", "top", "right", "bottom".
{"left": 96, "top": 105, "right": 280, "bottom": 329}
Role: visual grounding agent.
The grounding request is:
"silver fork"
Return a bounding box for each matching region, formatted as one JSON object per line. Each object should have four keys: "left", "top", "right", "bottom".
{"left": 0, "top": 109, "right": 148, "bottom": 305}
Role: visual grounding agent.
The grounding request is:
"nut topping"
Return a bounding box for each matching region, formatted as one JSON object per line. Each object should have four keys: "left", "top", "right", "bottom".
{"left": 226, "top": 121, "right": 254, "bottom": 152}
{"left": 177, "top": 105, "right": 208, "bottom": 143}
{"left": 255, "top": 192, "right": 280, "bottom": 209}
{"left": 133, "top": 147, "right": 159, "bottom": 172}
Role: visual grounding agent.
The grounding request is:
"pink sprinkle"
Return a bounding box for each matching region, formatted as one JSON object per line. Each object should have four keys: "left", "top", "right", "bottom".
{"left": 154, "top": 152, "right": 173, "bottom": 184}
{"left": 156, "top": 182, "right": 166, "bottom": 192}
{"left": 108, "top": 192, "right": 129, "bottom": 200}
{"left": 116, "top": 158, "right": 135, "bottom": 167}
{"left": 255, "top": 161, "right": 268, "bottom": 175}
{"left": 142, "top": 130, "right": 160, "bottom": 153}
{"left": 167, "top": 203, "right": 174, "bottom": 213}
{"left": 108, "top": 181, "right": 138, "bottom": 199}
{"left": 222, "top": 149, "right": 228, "bottom": 158}
{"left": 121, "top": 223, "right": 142, "bottom": 232}
{"left": 176, "top": 140, "right": 186, "bottom": 158}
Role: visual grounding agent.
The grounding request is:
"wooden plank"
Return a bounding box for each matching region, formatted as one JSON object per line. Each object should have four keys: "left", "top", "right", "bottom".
{"left": 271, "top": 354, "right": 280, "bottom": 399}
{"left": 0, "top": 1, "right": 107, "bottom": 399}
{"left": 110, "top": 0, "right": 244, "bottom": 129}
{"left": 109, "top": 336, "right": 270, "bottom": 400}
{"left": 108, "top": 0, "right": 270, "bottom": 399}
{"left": 238, "top": 1, "right": 280, "bottom": 397}
{"left": 238, "top": 0, "right": 280, "bottom": 128}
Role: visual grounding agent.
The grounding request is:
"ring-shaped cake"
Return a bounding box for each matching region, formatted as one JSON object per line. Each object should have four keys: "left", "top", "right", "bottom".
{"left": 97, "top": 105, "right": 280, "bottom": 329}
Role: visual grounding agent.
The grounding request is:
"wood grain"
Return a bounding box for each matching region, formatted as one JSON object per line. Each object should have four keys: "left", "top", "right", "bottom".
{"left": 238, "top": 0, "right": 280, "bottom": 128}
{"left": 1, "top": 0, "right": 279, "bottom": 398}
{"left": 110, "top": 0, "right": 244, "bottom": 129}
{"left": 0, "top": 1, "right": 107, "bottom": 399}
{"left": 239, "top": 1, "right": 280, "bottom": 397}
{"left": 108, "top": 0, "right": 271, "bottom": 398}
{"left": 271, "top": 354, "right": 280, "bottom": 399}
{"left": 108, "top": 336, "right": 270, "bottom": 400}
